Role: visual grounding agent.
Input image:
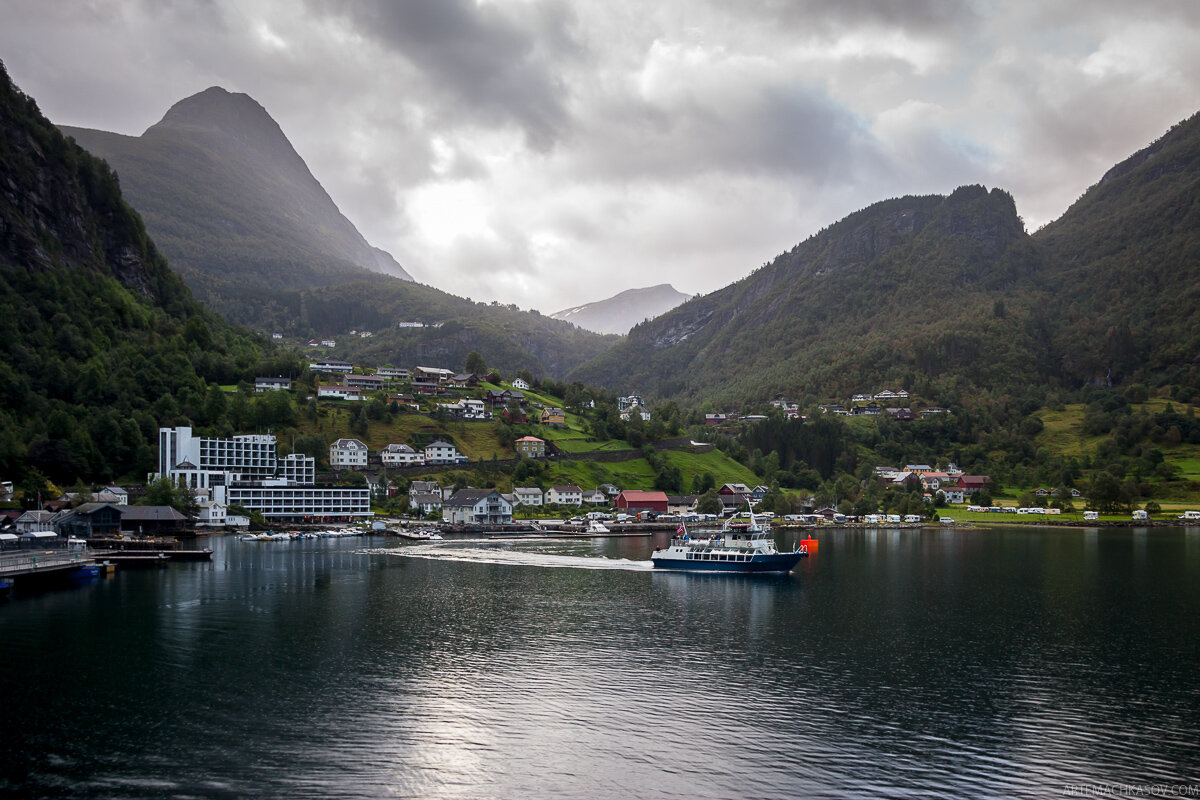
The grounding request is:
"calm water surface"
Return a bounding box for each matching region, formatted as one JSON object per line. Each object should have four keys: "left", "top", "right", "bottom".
{"left": 2, "top": 527, "right": 1199, "bottom": 798}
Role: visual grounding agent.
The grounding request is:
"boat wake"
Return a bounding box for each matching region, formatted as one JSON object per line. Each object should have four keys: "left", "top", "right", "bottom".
{"left": 367, "top": 543, "right": 654, "bottom": 571}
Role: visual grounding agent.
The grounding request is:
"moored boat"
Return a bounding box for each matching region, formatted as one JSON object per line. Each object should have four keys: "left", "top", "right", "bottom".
{"left": 651, "top": 511, "right": 807, "bottom": 573}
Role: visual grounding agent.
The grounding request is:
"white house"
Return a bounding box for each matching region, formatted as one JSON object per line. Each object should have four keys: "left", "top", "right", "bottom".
{"left": 409, "top": 493, "right": 443, "bottom": 516}
{"left": 309, "top": 359, "right": 352, "bottom": 373}
{"left": 582, "top": 489, "right": 607, "bottom": 505}
{"left": 196, "top": 500, "right": 227, "bottom": 527}
{"left": 381, "top": 443, "right": 425, "bottom": 466}
{"left": 330, "top": 438, "right": 369, "bottom": 470}
{"left": 545, "top": 485, "right": 583, "bottom": 506}
{"left": 317, "top": 384, "right": 362, "bottom": 401}
{"left": 255, "top": 376, "right": 292, "bottom": 392}
{"left": 424, "top": 440, "right": 464, "bottom": 465}
{"left": 513, "top": 487, "right": 544, "bottom": 506}
{"left": 939, "top": 488, "right": 966, "bottom": 504}
{"left": 617, "top": 394, "right": 644, "bottom": 412}
{"left": 512, "top": 378, "right": 530, "bottom": 390}
{"left": 377, "top": 367, "right": 411, "bottom": 380}
{"left": 320, "top": 339, "right": 336, "bottom": 348}
{"left": 442, "top": 489, "right": 513, "bottom": 525}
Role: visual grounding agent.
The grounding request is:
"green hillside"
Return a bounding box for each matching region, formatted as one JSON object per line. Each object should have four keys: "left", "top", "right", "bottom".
{"left": 571, "top": 112, "right": 1200, "bottom": 415}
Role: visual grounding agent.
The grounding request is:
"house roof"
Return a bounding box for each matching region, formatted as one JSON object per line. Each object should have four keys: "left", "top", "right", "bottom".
{"left": 121, "top": 506, "right": 187, "bottom": 522}
{"left": 331, "top": 438, "right": 367, "bottom": 449}
{"left": 513, "top": 487, "right": 543, "bottom": 496}
{"left": 618, "top": 490, "right": 669, "bottom": 502}
{"left": 426, "top": 440, "right": 455, "bottom": 449}
{"left": 550, "top": 485, "right": 582, "bottom": 493}
{"left": 383, "top": 443, "right": 416, "bottom": 453}
{"left": 445, "top": 489, "right": 502, "bottom": 507}
{"left": 410, "top": 493, "right": 443, "bottom": 505}
{"left": 515, "top": 436, "right": 545, "bottom": 443}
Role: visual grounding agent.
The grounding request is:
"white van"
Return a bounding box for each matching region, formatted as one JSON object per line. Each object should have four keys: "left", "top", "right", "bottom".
{"left": 1083, "top": 511, "right": 1099, "bottom": 521}
{"left": 1179, "top": 510, "right": 1200, "bottom": 521}
{"left": 903, "top": 514, "right": 921, "bottom": 523}
{"left": 1132, "top": 509, "right": 1149, "bottom": 520}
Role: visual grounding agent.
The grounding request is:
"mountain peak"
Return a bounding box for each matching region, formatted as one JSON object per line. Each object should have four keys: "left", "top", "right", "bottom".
{"left": 147, "top": 86, "right": 294, "bottom": 158}
{"left": 552, "top": 284, "right": 691, "bottom": 335}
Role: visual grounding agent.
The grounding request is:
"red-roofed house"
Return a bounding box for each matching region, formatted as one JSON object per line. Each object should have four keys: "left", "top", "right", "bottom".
{"left": 956, "top": 475, "right": 991, "bottom": 494}
{"left": 615, "top": 490, "right": 669, "bottom": 512}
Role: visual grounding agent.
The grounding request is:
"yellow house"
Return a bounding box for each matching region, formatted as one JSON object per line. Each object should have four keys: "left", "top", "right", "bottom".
{"left": 540, "top": 407, "right": 565, "bottom": 427}
{"left": 515, "top": 436, "right": 546, "bottom": 458}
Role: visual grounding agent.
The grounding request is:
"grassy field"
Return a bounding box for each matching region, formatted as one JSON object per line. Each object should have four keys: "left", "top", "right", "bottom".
{"left": 1034, "top": 401, "right": 1200, "bottom": 503}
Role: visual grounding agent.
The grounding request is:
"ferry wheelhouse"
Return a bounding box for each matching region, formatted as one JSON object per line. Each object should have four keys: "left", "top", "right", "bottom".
{"left": 651, "top": 513, "right": 807, "bottom": 573}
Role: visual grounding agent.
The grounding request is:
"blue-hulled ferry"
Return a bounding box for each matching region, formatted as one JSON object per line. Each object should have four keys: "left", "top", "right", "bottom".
{"left": 651, "top": 512, "right": 807, "bottom": 573}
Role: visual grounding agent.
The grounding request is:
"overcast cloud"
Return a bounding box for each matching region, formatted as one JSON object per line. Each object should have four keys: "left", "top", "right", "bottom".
{"left": 2, "top": 0, "right": 1198, "bottom": 312}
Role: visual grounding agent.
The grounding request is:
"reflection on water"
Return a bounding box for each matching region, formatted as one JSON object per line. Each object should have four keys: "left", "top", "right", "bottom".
{"left": 1, "top": 528, "right": 1198, "bottom": 799}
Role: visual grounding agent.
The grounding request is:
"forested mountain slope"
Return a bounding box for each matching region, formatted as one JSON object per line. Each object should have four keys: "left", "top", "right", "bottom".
{"left": 571, "top": 111, "right": 1200, "bottom": 409}
{"left": 0, "top": 64, "right": 282, "bottom": 484}
{"left": 61, "top": 86, "right": 412, "bottom": 322}
{"left": 61, "top": 88, "right": 613, "bottom": 376}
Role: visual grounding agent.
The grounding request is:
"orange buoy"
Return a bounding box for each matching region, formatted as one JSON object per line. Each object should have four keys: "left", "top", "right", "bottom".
{"left": 801, "top": 537, "right": 818, "bottom": 554}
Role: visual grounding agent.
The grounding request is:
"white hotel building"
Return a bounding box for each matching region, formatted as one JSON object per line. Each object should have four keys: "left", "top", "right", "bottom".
{"left": 155, "top": 426, "right": 370, "bottom": 522}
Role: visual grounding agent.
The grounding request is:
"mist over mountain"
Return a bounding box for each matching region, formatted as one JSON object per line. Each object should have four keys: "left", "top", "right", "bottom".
{"left": 61, "top": 86, "right": 413, "bottom": 319}
{"left": 551, "top": 284, "right": 691, "bottom": 335}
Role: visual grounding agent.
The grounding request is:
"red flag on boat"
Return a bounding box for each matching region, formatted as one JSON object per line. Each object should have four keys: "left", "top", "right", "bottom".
{"left": 677, "top": 523, "right": 686, "bottom": 535}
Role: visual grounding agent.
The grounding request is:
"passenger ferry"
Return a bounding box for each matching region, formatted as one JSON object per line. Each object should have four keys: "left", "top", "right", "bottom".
{"left": 651, "top": 512, "right": 807, "bottom": 573}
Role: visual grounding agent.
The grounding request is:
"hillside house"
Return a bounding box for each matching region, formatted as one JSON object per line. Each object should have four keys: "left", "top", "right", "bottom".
{"left": 377, "top": 367, "right": 411, "bottom": 380}
{"left": 344, "top": 374, "right": 386, "bottom": 391}
{"left": 255, "top": 376, "right": 291, "bottom": 392}
{"left": 617, "top": 394, "right": 644, "bottom": 412}
{"left": 956, "top": 476, "right": 992, "bottom": 495}
{"left": 513, "top": 487, "right": 544, "bottom": 507}
{"left": 582, "top": 489, "right": 607, "bottom": 505}
{"left": 310, "top": 359, "right": 352, "bottom": 373}
{"left": 424, "top": 441, "right": 464, "bottom": 465}
{"left": 414, "top": 366, "right": 455, "bottom": 383}
{"left": 540, "top": 407, "right": 566, "bottom": 427}
{"left": 545, "top": 485, "right": 583, "bottom": 506}
{"left": 330, "top": 438, "right": 369, "bottom": 470}
{"left": 512, "top": 378, "right": 530, "bottom": 390}
{"left": 318, "top": 384, "right": 362, "bottom": 401}
{"left": 381, "top": 443, "right": 424, "bottom": 466}
{"left": 410, "top": 480, "right": 439, "bottom": 497}
{"left": 515, "top": 436, "right": 546, "bottom": 458}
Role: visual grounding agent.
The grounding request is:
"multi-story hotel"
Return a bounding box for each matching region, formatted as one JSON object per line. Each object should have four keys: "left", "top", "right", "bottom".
{"left": 155, "top": 426, "right": 369, "bottom": 522}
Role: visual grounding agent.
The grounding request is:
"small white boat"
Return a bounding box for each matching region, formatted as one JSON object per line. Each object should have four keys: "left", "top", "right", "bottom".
{"left": 586, "top": 520, "right": 610, "bottom": 534}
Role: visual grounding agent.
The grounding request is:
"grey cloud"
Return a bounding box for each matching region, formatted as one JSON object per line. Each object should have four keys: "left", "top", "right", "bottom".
{"left": 719, "top": 0, "right": 981, "bottom": 37}
{"left": 306, "top": 0, "right": 581, "bottom": 150}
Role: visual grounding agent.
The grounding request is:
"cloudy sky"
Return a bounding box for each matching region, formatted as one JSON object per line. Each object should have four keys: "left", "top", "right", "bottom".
{"left": 3, "top": 0, "right": 1199, "bottom": 313}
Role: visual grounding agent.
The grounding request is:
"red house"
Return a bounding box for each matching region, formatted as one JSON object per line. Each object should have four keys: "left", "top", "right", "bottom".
{"left": 615, "top": 490, "right": 669, "bottom": 512}
{"left": 956, "top": 475, "right": 991, "bottom": 494}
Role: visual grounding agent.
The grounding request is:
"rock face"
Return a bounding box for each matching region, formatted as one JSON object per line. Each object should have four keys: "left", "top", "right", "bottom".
{"left": 1, "top": 75, "right": 168, "bottom": 301}
{"left": 61, "top": 86, "right": 412, "bottom": 320}
{"left": 551, "top": 284, "right": 692, "bottom": 335}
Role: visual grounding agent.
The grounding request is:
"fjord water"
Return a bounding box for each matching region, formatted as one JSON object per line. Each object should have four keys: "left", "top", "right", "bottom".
{"left": 2, "top": 528, "right": 1198, "bottom": 799}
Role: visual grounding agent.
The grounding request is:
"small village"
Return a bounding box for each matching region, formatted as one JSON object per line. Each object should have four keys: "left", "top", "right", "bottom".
{"left": 3, "top": 355, "right": 1186, "bottom": 552}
